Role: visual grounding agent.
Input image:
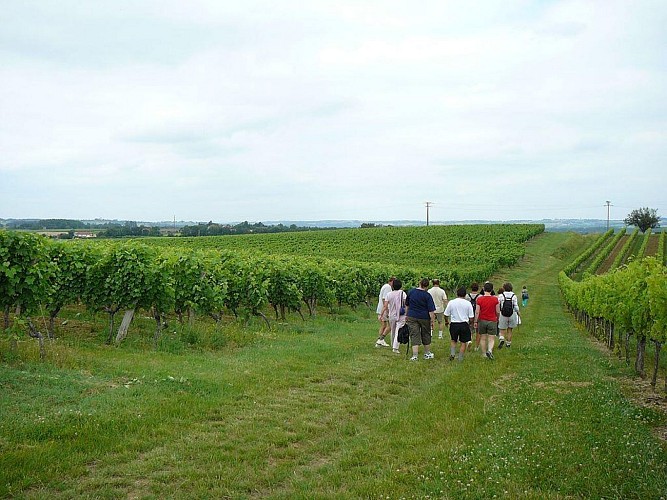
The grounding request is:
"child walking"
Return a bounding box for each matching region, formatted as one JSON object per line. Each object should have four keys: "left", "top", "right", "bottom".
{"left": 521, "top": 285, "right": 529, "bottom": 307}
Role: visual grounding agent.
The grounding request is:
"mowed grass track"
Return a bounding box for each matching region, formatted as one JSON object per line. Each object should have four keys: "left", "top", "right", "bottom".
{"left": 1, "top": 232, "right": 666, "bottom": 498}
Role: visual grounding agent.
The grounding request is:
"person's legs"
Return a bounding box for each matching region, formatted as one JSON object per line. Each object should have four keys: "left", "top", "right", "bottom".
{"left": 376, "top": 314, "right": 390, "bottom": 346}
{"left": 479, "top": 320, "right": 496, "bottom": 358}
{"left": 449, "top": 323, "right": 461, "bottom": 360}
{"left": 487, "top": 333, "right": 496, "bottom": 352}
{"left": 389, "top": 319, "right": 398, "bottom": 347}
{"left": 506, "top": 327, "right": 513, "bottom": 347}
{"left": 458, "top": 324, "right": 471, "bottom": 361}
{"left": 479, "top": 334, "right": 488, "bottom": 356}
{"left": 435, "top": 312, "right": 444, "bottom": 339}
{"left": 408, "top": 318, "right": 421, "bottom": 360}
{"left": 421, "top": 319, "right": 433, "bottom": 358}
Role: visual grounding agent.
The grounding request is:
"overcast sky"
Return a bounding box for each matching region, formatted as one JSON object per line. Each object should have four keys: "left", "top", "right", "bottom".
{"left": 1, "top": 1, "right": 665, "bottom": 223}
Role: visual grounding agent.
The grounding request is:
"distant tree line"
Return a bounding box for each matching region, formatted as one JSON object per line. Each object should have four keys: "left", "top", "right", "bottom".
{"left": 2, "top": 218, "right": 339, "bottom": 238}
{"left": 1, "top": 219, "right": 161, "bottom": 238}
{"left": 98, "top": 222, "right": 161, "bottom": 238}
{"left": 179, "top": 221, "right": 336, "bottom": 237}
{"left": 6, "top": 219, "right": 98, "bottom": 230}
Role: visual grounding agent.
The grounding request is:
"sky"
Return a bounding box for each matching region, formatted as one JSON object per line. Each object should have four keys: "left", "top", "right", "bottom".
{"left": 1, "top": 0, "right": 666, "bottom": 224}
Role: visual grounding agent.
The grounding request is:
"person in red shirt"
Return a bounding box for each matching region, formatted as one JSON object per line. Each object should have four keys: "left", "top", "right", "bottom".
{"left": 473, "top": 281, "right": 500, "bottom": 359}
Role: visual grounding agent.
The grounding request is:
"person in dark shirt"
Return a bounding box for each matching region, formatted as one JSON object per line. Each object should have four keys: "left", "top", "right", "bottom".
{"left": 405, "top": 278, "right": 437, "bottom": 361}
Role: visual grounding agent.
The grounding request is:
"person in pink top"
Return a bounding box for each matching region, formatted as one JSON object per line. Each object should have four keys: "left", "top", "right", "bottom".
{"left": 473, "top": 281, "right": 500, "bottom": 360}
{"left": 380, "top": 279, "right": 407, "bottom": 354}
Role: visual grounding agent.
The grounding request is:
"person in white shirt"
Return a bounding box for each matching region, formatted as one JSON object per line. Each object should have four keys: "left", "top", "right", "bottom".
{"left": 497, "top": 282, "right": 520, "bottom": 349}
{"left": 427, "top": 279, "right": 448, "bottom": 339}
{"left": 375, "top": 276, "right": 395, "bottom": 347}
{"left": 444, "top": 286, "right": 475, "bottom": 361}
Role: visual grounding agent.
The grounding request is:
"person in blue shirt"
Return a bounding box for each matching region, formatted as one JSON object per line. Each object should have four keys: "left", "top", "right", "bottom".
{"left": 405, "top": 278, "right": 437, "bottom": 361}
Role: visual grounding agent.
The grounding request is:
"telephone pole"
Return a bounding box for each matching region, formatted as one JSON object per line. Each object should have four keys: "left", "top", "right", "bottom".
{"left": 605, "top": 201, "right": 611, "bottom": 230}
{"left": 424, "top": 201, "right": 433, "bottom": 226}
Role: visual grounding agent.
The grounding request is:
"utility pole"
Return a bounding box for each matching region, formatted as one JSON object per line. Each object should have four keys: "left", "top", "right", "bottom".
{"left": 605, "top": 201, "right": 611, "bottom": 230}
{"left": 425, "top": 201, "right": 433, "bottom": 226}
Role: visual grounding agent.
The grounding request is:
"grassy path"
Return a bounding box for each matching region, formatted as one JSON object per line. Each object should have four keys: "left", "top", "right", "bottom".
{"left": 1, "top": 232, "right": 666, "bottom": 498}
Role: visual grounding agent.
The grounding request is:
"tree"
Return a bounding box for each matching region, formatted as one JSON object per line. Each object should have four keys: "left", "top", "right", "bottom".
{"left": 624, "top": 207, "right": 660, "bottom": 233}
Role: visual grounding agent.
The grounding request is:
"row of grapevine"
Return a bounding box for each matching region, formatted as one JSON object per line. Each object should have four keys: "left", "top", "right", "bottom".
{"left": 609, "top": 227, "right": 639, "bottom": 271}
{"left": 0, "top": 232, "right": 419, "bottom": 353}
{"left": 583, "top": 227, "right": 627, "bottom": 276}
{"left": 563, "top": 229, "right": 613, "bottom": 276}
{"left": 559, "top": 257, "right": 667, "bottom": 391}
{"left": 0, "top": 232, "right": 53, "bottom": 358}
{"left": 143, "top": 224, "right": 545, "bottom": 290}
{"left": 636, "top": 228, "right": 653, "bottom": 259}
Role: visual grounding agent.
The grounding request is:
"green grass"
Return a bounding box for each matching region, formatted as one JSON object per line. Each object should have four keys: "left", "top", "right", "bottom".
{"left": 1, "top": 232, "right": 666, "bottom": 498}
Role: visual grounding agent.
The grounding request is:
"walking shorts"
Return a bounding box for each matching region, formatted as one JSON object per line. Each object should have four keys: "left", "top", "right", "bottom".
{"left": 407, "top": 317, "right": 432, "bottom": 346}
{"left": 478, "top": 319, "right": 498, "bottom": 336}
{"left": 449, "top": 322, "right": 472, "bottom": 343}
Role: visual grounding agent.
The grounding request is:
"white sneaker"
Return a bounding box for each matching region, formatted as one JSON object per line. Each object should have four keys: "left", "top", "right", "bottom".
{"left": 392, "top": 348, "right": 400, "bottom": 354}
{"left": 438, "top": 333, "right": 443, "bottom": 339}
{"left": 375, "top": 339, "right": 389, "bottom": 347}
{"left": 409, "top": 355, "right": 418, "bottom": 361}
{"left": 424, "top": 352, "right": 434, "bottom": 360}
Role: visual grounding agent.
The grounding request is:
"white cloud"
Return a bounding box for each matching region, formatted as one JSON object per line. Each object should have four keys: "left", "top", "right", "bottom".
{"left": 1, "top": 0, "right": 666, "bottom": 222}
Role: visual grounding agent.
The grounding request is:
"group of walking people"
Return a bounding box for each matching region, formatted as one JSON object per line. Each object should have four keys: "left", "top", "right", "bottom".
{"left": 376, "top": 277, "right": 526, "bottom": 362}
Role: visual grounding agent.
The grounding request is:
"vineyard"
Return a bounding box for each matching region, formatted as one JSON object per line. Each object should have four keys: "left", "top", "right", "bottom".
{"left": 0, "top": 224, "right": 543, "bottom": 355}
{"left": 559, "top": 227, "right": 667, "bottom": 390}
{"left": 144, "top": 224, "right": 545, "bottom": 285}
{"left": 2, "top": 225, "right": 667, "bottom": 498}
{"left": 2, "top": 222, "right": 665, "bottom": 381}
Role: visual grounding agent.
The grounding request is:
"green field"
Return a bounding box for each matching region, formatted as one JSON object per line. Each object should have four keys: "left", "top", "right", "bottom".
{"left": 2, "top": 230, "right": 666, "bottom": 498}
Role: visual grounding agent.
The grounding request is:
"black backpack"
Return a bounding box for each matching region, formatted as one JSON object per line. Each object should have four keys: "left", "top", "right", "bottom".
{"left": 467, "top": 292, "right": 479, "bottom": 311}
{"left": 501, "top": 293, "right": 515, "bottom": 317}
{"left": 397, "top": 324, "right": 410, "bottom": 344}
